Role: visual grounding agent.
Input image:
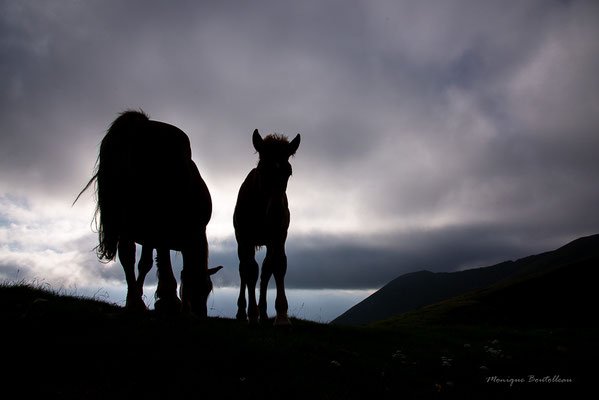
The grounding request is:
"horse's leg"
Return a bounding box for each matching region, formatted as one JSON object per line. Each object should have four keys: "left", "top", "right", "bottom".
{"left": 118, "top": 240, "right": 145, "bottom": 310}
{"left": 154, "top": 248, "right": 181, "bottom": 313}
{"left": 236, "top": 278, "right": 247, "bottom": 321}
{"left": 259, "top": 247, "right": 275, "bottom": 322}
{"left": 181, "top": 233, "right": 209, "bottom": 317}
{"left": 271, "top": 243, "right": 290, "bottom": 326}
{"left": 236, "top": 243, "right": 259, "bottom": 323}
{"left": 136, "top": 245, "right": 154, "bottom": 296}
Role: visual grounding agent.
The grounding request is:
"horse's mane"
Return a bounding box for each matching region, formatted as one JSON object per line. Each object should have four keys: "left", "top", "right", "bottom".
{"left": 74, "top": 110, "right": 150, "bottom": 261}
{"left": 73, "top": 110, "right": 150, "bottom": 204}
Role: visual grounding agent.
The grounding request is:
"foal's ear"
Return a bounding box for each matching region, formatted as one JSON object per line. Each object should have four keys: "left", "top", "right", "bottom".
{"left": 289, "top": 134, "right": 301, "bottom": 156}
{"left": 252, "top": 129, "right": 263, "bottom": 153}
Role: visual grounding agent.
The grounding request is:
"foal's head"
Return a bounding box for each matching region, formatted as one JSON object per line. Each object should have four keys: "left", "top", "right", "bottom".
{"left": 253, "top": 129, "right": 301, "bottom": 191}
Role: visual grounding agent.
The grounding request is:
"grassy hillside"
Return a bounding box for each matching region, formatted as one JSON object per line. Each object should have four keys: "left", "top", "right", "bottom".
{"left": 334, "top": 234, "right": 599, "bottom": 325}
{"left": 2, "top": 280, "right": 595, "bottom": 399}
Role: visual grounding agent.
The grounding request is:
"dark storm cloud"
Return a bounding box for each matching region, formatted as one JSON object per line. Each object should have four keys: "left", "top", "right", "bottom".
{"left": 211, "top": 222, "right": 576, "bottom": 290}
{"left": 1, "top": 0, "right": 598, "bottom": 290}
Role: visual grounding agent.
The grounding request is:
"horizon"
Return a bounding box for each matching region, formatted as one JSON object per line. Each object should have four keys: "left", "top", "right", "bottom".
{"left": 1, "top": 1, "right": 599, "bottom": 320}
{"left": 6, "top": 232, "right": 592, "bottom": 322}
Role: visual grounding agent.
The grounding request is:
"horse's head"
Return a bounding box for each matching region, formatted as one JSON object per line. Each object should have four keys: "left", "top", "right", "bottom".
{"left": 253, "top": 129, "right": 301, "bottom": 192}
{"left": 181, "top": 265, "right": 223, "bottom": 317}
{"left": 202, "top": 265, "right": 223, "bottom": 309}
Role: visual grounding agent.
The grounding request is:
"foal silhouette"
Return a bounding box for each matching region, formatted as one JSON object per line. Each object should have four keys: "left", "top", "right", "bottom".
{"left": 76, "top": 110, "right": 222, "bottom": 316}
{"left": 234, "top": 130, "right": 300, "bottom": 325}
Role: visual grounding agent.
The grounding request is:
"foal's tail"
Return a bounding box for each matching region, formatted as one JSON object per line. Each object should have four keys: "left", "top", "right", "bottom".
{"left": 74, "top": 110, "right": 150, "bottom": 261}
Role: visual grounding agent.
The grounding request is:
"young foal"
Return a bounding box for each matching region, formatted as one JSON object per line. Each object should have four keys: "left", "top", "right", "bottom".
{"left": 234, "top": 130, "right": 300, "bottom": 325}
{"left": 76, "top": 110, "right": 221, "bottom": 316}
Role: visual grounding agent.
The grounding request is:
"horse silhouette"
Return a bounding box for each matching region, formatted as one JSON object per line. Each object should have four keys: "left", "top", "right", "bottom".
{"left": 234, "top": 129, "right": 300, "bottom": 325}
{"left": 76, "top": 110, "right": 222, "bottom": 316}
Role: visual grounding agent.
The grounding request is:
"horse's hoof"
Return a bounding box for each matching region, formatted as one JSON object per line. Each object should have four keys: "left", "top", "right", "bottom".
{"left": 154, "top": 296, "right": 182, "bottom": 314}
{"left": 236, "top": 310, "right": 248, "bottom": 321}
{"left": 274, "top": 314, "right": 291, "bottom": 327}
{"left": 247, "top": 305, "right": 259, "bottom": 324}
{"left": 125, "top": 297, "right": 147, "bottom": 312}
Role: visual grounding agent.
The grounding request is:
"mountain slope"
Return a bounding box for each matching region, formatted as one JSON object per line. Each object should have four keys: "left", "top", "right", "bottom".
{"left": 332, "top": 234, "right": 599, "bottom": 325}
{"left": 375, "top": 255, "right": 599, "bottom": 328}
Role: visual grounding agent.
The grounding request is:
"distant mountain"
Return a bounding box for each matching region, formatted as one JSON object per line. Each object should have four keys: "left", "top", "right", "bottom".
{"left": 375, "top": 254, "right": 599, "bottom": 328}
{"left": 332, "top": 234, "right": 599, "bottom": 325}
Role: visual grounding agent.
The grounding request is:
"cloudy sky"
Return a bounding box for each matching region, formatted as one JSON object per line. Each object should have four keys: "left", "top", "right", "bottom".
{"left": 1, "top": 0, "right": 598, "bottom": 320}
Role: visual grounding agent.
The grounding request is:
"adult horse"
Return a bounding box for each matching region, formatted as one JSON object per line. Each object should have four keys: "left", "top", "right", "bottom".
{"left": 76, "top": 110, "right": 222, "bottom": 316}
{"left": 234, "top": 129, "right": 300, "bottom": 325}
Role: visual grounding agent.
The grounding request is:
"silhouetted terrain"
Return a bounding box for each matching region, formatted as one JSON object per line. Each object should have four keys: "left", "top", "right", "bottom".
{"left": 1, "top": 285, "right": 593, "bottom": 399}
{"left": 376, "top": 254, "right": 598, "bottom": 328}
{"left": 333, "top": 234, "right": 599, "bottom": 325}
{"left": 2, "top": 235, "right": 597, "bottom": 398}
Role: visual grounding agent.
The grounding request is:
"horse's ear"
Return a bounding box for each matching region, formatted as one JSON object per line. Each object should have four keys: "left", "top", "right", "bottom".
{"left": 252, "top": 129, "right": 263, "bottom": 153}
{"left": 208, "top": 265, "right": 223, "bottom": 275}
{"left": 289, "top": 134, "right": 301, "bottom": 156}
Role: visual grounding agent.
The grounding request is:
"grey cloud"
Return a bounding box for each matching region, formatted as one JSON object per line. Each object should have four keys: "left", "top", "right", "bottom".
{"left": 0, "top": 262, "right": 23, "bottom": 282}
{"left": 1, "top": 1, "right": 598, "bottom": 291}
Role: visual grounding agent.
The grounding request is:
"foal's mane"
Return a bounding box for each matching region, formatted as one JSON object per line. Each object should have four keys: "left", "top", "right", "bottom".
{"left": 260, "top": 133, "right": 298, "bottom": 157}
{"left": 263, "top": 133, "right": 290, "bottom": 144}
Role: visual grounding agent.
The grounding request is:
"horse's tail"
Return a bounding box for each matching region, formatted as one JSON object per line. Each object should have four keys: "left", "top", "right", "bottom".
{"left": 75, "top": 110, "right": 150, "bottom": 261}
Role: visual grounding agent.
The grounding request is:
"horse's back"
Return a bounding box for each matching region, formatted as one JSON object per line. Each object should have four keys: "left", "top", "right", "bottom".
{"left": 102, "top": 115, "right": 211, "bottom": 248}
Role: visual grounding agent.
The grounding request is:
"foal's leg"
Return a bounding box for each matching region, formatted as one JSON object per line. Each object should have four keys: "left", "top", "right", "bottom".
{"left": 154, "top": 248, "right": 181, "bottom": 313}
{"left": 118, "top": 240, "right": 145, "bottom": 310}
{"left": 271, "top": 244, "right": 290, "bottom": 326}
{"left": 259, "top": 247, "right": 275, "bottom": 321}
{"left": 136, "top": 245, "right": 154, "bottom": 296}
{"left": 236, "top": 243, "right": 259, "bottom": 323}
